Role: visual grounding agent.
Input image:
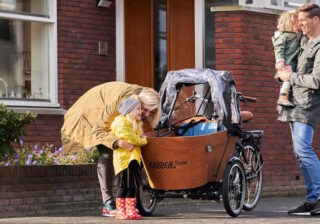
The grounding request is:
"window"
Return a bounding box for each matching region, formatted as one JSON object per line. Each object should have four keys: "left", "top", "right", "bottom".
{"left": 271, "top": 0, "right": 313, "bottom": 8}
{"left": 240, "top": 0, "right": 318, "bottom": 10}
{"left": 208, "top": 0, "right": 238, "bottom": 7}
{"left": 283, "top": 0, "right": 313, "bottom": 8}
{"left": 0, "top": 0, "right": 57, "bottom": 107}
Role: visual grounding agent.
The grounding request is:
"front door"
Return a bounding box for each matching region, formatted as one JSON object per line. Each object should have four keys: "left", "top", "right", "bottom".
{"left": 124, "top": 0, "right": 195, "bottom": 89}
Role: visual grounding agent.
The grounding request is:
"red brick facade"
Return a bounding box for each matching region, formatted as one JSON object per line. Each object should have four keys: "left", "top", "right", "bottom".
{"left": 21, "top": 7, "right": 320, "bottom": 196}
{"left": 215, "top": 11, "right": 320, "bottom": 195}
{"left": 0, "top": 165, "right": 100, "bottom": 217}
{"left": 23, "top": 115, "right": 64, "bottom": 145}
{"left": 57, "top": 1, "right": 116, "bottom": 109}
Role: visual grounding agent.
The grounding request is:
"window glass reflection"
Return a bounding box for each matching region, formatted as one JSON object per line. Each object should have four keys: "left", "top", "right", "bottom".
{"left": 0, "top": 0, "right": 49, "bottom": 17}
{"left": 154, "top": 0, "right": 167, "bottom": 91}
{"left": 0, "top": 19, "right": 49, "bottom": 100}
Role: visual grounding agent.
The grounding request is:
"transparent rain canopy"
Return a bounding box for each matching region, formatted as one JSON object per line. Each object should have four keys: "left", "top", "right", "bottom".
{"left": 159, "top": 68, "right": 242, "bottom": 135}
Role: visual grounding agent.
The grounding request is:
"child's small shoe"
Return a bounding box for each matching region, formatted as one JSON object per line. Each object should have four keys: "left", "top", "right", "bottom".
{"left": 102, "top": 200, "right": 117, "bottom": 217}
{"left": 277, "top": 92, "right": 294, "bottom": 107}
{"left": 277, "top": 98, "right": 295, "bottom": 107}
{"left": 277, "top": 90, "right": 294, "bottom": 107}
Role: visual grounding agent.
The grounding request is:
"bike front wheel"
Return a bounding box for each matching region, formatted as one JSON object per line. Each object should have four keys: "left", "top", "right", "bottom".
{"left": 222, "top": 160, "right": 246, "bottom": 217}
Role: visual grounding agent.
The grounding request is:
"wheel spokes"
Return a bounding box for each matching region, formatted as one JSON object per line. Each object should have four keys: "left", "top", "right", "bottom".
{"left": 240, "top": 143, "right": 263, "bottom": 211}
{"left": 228, "top": 165, "right": 244, "bottom": 210}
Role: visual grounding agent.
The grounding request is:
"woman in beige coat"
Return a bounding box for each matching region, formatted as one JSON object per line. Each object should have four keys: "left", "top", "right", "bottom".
{"left": 61, "top": 81, "right": 161, "bottom": 217}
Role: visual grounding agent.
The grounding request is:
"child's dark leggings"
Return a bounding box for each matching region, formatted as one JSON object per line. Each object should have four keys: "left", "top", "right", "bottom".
{"left": 117, "top": 186, "right": 135, "bottom": 198}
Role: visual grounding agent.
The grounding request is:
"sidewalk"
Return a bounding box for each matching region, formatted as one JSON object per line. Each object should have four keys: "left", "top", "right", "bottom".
{"left": 0, "top": 196, "right": 318, "bottom": 224}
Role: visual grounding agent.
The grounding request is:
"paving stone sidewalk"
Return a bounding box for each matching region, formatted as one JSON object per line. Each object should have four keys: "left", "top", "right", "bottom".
{"left": 0, "top": 196, "right": 319, "bottom": 224}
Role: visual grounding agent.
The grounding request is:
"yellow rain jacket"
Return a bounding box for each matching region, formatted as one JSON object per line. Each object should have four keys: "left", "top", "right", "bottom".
{"left": 110, "top": 115, "right": 147, "bottom": 175}
{"left": 61, "top": 82, "right": 145, "bottom": 153}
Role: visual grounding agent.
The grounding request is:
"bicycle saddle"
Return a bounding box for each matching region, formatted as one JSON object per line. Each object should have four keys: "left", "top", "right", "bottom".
{"left": 240, "top": 111, "right": 253, "bottom": 123}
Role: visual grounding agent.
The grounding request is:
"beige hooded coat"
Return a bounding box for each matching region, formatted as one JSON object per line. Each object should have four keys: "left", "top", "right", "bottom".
{"left": 61, "top": 82, "right": 144, "bottom": 153}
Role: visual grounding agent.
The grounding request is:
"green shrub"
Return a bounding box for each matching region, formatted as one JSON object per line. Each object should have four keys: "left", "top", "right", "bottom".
{"left": 0, "top": 103, "right": 99, "bottom": 167}
{"left": 0, "top": 103, "right": 37, "bottom": 156}
{"left": 0, "top": 144, "right": 99, "bottom": 166}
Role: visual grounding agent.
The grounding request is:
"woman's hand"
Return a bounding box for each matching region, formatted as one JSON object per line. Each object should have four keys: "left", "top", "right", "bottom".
{"left": 118, "top": 139, "right": 134, "bottom": 152}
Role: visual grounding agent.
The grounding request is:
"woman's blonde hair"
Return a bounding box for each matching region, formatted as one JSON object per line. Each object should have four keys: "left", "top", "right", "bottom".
{"left": 277, "top": 11, "right": 298, "bottom": 32}
{"left": 138, "top": 88, "right": 161, "bottom": 128}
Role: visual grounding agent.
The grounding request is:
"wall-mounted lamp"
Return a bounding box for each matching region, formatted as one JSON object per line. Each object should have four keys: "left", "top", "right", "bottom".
{"left": 96, "top": 0, "right": 112, "bottom": 8}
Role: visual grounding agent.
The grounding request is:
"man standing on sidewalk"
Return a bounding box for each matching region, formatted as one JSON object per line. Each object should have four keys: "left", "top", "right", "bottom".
{"left": 278, "top": 3, "right": 320, "bottom": 216}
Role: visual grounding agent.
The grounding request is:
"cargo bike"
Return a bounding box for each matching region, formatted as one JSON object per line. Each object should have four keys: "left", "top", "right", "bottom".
{"left": 136, "top": 69, "right": 264, "bottom": 217}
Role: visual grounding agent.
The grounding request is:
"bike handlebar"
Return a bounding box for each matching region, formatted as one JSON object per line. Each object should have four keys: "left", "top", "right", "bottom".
{"left": 237, "top": 92, "right": 257, "bottom": 102}
{"left": 243, "top": 95, "right": 257, "bottom": 102}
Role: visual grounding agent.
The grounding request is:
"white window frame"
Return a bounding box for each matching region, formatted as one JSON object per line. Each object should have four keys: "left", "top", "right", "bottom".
{"left": 195, "top": 0, "right": 204, "bottom": 69}
{"left": 0, "top": 0, "right": 59, "bottom": 108}
{"left": 116, "top": 0, "right": 125, "bottom": 82}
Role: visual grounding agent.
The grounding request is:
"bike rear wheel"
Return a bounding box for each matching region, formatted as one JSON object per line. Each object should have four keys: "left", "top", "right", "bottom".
{"left": 241, "top": 142, "right": 263, "bottom": 211}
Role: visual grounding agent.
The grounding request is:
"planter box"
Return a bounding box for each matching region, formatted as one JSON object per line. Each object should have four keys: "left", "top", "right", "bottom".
{"left": 0, "top": 165, "right": 101, "bottom": 218}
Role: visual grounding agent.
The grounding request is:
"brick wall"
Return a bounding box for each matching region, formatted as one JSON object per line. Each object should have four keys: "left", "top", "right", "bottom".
{"left": 23, "top": 1, "right": 116, "bottom": 147}
{"left": 23, "top": 115, "right": 64, "bottom": 146}
{"left": 57, "top": 1, "right": 116, "bottom": 109}
{"left": 214, "top": 11, "right": 320, "bottom": 196}
{"left": 0, "top": 165, "right": 101, "bottom": 218}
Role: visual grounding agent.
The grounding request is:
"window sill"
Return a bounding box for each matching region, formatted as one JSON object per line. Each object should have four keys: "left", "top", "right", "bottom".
{"left": 1, "top": 99, "right": 60, "bottom": 107}
{"left": 210, "top": 5, "right": 283, "bottom": 15}
{"left": 7, "top": 106, "right": 66, "bottom": 115}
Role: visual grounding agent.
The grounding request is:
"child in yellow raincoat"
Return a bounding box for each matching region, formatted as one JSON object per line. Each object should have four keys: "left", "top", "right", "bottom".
{"left": 110, "top": 95, "right": 147, "bottom": 220}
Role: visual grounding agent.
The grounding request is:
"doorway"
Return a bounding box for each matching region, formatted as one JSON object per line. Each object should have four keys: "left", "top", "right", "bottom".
{"left": 124, "top": 0, "right": 195, "bottom": 90}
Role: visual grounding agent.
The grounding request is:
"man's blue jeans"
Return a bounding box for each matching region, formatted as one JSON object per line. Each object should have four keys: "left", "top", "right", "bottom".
{"left": 290, "top": 122, "right": 320, "bottom": 203}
